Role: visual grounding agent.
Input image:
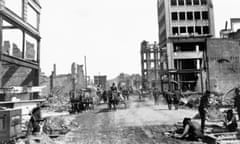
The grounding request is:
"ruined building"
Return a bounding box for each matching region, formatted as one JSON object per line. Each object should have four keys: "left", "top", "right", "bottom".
{"left": 140, "top": 41, "right": 161, "bottom": 89}
{"left": 0, "top": 0, "right": 42, "bottom": 103}
{"left": 220, "top": 18, "right": 240, "bottom": 40}
{"left": 157, "top": 0, "right": 215, "bottom": 92}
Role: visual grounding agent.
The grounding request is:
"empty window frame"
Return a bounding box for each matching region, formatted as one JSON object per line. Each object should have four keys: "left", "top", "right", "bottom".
{"left": 202, "top": 11, "right": 208, "bottom": 20}
{"left": 150, "top": 53, "right": 154, "bottom": 59}
{"left": 200, "top": 0, "right": 207, "bottom": 5}
{"left": 144, "top": 63, "right": 147, "bottom": 69}
{"left": 27, "top": 3, "right": 39, "bottom": 29}
{"left": 180, "top": 27, "right": 186, "bottom": 33}
{"left": 178, "top": 0, "right": 184, "bottom": 5}
{"left": 172, "top": 27, "right": 179, "bottom": 35}
{"left": 193, "top": 0, "right": 200, "bottom": 5}
{"left": 25, "top": 33, "right": 38, "bottom": 61}
{"left": 187, "top": 12, "right": 193, "bottom": 20}
{"left": 186, "top": 0, "right": 192, "bottom": 5}
{"left": 171, "top": 12, "right": 178, "bottom": 20}
{"left": 203, "top": 26, "right": 209, "bottom": 34}
{"left": 188, "top": 26, "right": 194, "bottom": 33}
{"left": 195, "top": 26, "right": 202, "bottom": 34}
{"left": 2, "top": 19, "right": 23, "bottom": 58}
{"left": 151, "top": 62, "right": 155, "bottom": 68}
{"left": 4, "top": 0, "right": 23, "bottom": 18}
{"left": 179, "top": 12, "right": 186, "bottom": 20}
{"left": 143, "top": 53, "right": 147, "bottom": 60}
{"left": 171, "top": 0, "right": 177, "bottom": 6}
{"left": 194, "top": 11, "right": 201, "bottom": 20}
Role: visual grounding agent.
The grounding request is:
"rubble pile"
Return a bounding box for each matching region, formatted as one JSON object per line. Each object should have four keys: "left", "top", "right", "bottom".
{"left": 43, "top": 115, "right": 75, "bottom": 135}
{"left": 46, "top": 93, "right": 70, "bottom": 112}
{"left": 180, "top": 92, "right": 201, "bottom": 108}
{"left": 207, "top": 107, "right": 225, "bottom": 121}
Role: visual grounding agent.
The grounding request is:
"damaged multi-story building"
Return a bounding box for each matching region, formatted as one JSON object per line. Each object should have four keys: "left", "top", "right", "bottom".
{"left": 157, "top": 0, "right": 215, "bottom": 92}
{"left": 0, "top": 0, "right": 42, "bottom": 102}
{"left": 0, "top": 0, "right": 42, "bottom": 140}
{"left": 140, "top": 41, "right": 161, "bottom": 89}
{"left": 141, "top": 0, "right": 240, "bottom": 95}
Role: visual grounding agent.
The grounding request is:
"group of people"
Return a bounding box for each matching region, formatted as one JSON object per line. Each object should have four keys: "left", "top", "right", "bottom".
{"left": 70, "top": 89, "right": 94, "bottom": 113}
{"left": 173, "top": 89, "right": 239, "bottom": 141}
{"left": 151, "top": 86, "right": 181, "bottom": 110}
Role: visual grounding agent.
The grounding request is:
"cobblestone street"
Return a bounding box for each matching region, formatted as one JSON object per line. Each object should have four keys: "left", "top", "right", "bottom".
{"left": 53, "top": 95, "right": 200, "bottom": 144}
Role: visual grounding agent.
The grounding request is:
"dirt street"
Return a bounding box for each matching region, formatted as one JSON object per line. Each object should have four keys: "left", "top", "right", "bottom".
{"left": 53, "top": 95, "right": 202, "bottom": 144}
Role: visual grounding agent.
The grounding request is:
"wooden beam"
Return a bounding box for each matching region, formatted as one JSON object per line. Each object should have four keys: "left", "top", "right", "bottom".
{"left": 0, "top": 10, "right": 41, "bottom": 39}
{"left": 2, "top": 26, "right": 18, "bottom": 29}
{"left": 1, "top": 54, "right": 39, "bottom": 69}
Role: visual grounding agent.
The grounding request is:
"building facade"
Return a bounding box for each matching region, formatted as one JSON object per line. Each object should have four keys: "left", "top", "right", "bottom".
{"left": 157, "top": 0, "right": 215, "bottom": 92}
{"left": 0, "top": 0, "right": 41, "bottom": 100}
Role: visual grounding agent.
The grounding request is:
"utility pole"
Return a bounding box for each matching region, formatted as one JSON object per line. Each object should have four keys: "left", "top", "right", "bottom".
{"left": 84, "top": 56, "right": 87, "bottom": 88}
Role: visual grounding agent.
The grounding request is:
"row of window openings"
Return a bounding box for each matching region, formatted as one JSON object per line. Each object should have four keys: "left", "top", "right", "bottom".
{"left": 172, "top": 11, "right": 208, "bottom": 21}
{"left": 4, "top": 1, "right": 39, "bottom": 30}
{"left": 171, "top": 0, "right": 207, "bottom": 6}
{"left": 172, "top": 26, "right": 209, "bottom": 35}
{"left": 143, "top": 62, "right": 160, "bottom": 69}
{"left": 143, "top": 53, "right": 161, "bottom": 60}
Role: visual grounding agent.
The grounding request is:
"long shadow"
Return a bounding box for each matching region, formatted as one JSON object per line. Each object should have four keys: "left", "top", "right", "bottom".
{"left": 21, "top": 69, "right": 35, "bottom": 86}
{"left": 2, "top": 64, "right": 18, "bottom": 86}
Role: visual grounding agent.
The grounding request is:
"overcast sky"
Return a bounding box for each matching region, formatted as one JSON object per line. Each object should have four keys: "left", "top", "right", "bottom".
{"left": 40, "top": 0, "right": 240, "bottom": 79}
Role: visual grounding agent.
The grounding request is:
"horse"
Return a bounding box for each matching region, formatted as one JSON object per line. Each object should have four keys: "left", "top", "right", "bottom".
{"left": 108, "top": 90, "right": 127, "bottom": 110}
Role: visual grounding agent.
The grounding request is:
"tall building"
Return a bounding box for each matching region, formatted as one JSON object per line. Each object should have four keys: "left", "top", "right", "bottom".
{"left": 157, "top": 0, "right": 215, "bottom": 92}
{"left": 140, "top": 41, "right": 161, "bottom": 89}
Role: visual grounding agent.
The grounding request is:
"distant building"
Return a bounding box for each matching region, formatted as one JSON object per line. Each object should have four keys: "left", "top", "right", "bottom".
{"left": 140, "top": 41, "right": 161, "bottom": 89}
{"left": 94, "top": 75, "right": 107, "bottom": 90}
{"left": 220, "top": 18, "right": 240, "bottom": 40}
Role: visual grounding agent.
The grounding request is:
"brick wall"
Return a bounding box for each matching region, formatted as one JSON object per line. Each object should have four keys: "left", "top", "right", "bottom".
{"left": 207, "top": 39, "right": 240, "bottom": 94}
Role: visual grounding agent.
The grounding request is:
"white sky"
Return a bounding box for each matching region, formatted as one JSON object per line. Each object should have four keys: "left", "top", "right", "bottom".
{"left": 40, "top": 0, "right": 240, "bottom": 79}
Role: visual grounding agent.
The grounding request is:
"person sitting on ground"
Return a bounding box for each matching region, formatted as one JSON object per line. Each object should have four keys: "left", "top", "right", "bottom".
{"left": 27, "top": 107, "right": 45, "bottom": 136}
{"left": 174, "top": 118, "right": 203, "bottom": 141}
{"left": 223, "top": 109, "right": 238, "bottom": 132}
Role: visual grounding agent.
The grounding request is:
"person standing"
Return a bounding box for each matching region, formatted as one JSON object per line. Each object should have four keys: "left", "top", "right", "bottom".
{"left": 152, "top": 86, "right": 159, "bottom": 106}
{"left": 234, "top": 88, "right": 240, "bottom": 120}
{"left": 110, "top": 83, "right": 117, "bottom": 92}
{"left": 173, "top": 89, "right": 181, "bottom": 110}
{"left": 198, "top": 90, "right": 210, "bottom": 134}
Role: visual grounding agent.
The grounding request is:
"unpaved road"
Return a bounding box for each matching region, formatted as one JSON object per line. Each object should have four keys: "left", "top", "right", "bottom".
{"left": 54, "top": 95, "right": 202, "bottom": 144}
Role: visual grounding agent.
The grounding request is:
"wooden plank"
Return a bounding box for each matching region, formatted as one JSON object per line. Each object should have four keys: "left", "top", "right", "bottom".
{"left": 0, "top": 99, "right": 45, "bottom": 104}
{"left": 0, "top": 86, "right": 45, "bottom": 94}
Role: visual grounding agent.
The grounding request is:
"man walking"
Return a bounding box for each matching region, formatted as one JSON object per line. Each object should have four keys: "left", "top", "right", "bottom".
{"left": 198, "top": 90, "right": 210, "bottom": 134}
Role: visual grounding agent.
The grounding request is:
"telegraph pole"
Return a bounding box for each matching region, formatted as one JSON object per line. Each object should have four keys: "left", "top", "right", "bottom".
{"left": 84, "top": 56, "right": 87, "bottom": 88}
